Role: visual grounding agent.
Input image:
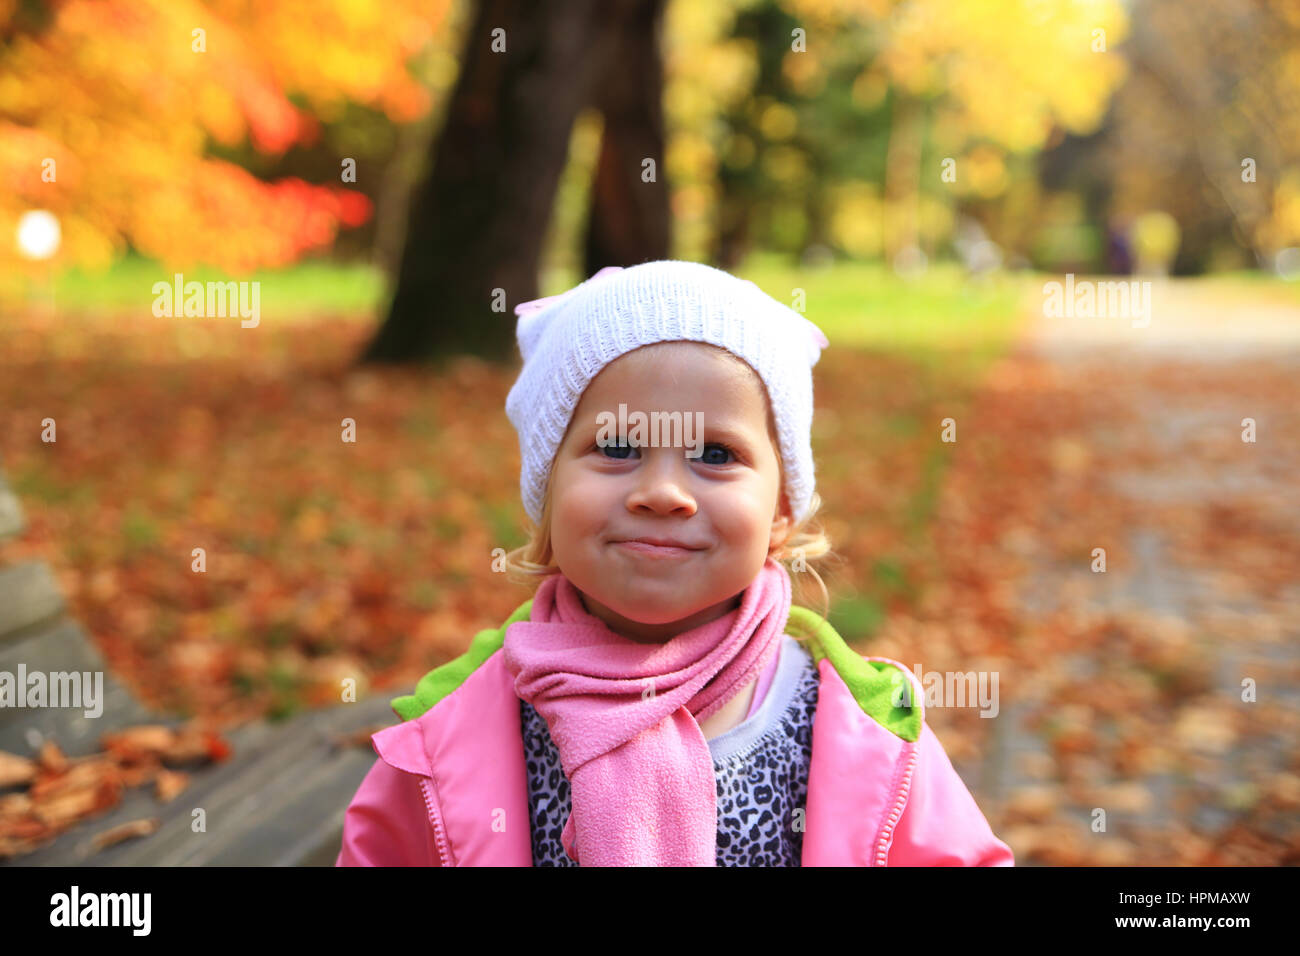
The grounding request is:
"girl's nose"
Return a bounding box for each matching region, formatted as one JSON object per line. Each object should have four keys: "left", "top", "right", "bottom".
{"left": 625, "top": 449, "right": 696, "bottom": 516}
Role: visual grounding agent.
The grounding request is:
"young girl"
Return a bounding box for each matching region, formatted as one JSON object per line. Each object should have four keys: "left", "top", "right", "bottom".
{"left": 336, "top": 260, "right": 1014, "bottom": 867}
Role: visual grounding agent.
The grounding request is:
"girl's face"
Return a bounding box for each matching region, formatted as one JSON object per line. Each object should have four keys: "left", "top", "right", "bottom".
{"left": 548, "top": 341, "right": 794, "bottom": 643}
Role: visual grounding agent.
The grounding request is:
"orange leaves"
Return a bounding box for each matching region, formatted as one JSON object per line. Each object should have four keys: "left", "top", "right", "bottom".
{"left": 0, "top": 723, "right": 229, "bottom": 859}
{"left": 0, "top": 0, "right": 434, "bottom": 273}
{"left": 292, "top": 507, "right": 331, "bottom": 545}
{"left": 36, "top": 739, "right": 69, "bottom": 774}
{"left": 1, "top": 317, "right": 526, "bottom": 725}
{"left": 0, "top": 125, "right": 75, "bottom": 201}
{"left": 349, "top": 568, "right": 393, "bottom": 607}
{"left": 302, "top": 655, "right": 368, "bottom": 708}
{"left": 225, "top": 65, "right": 305, "bottom": 155}
{"left": 101, "top": 724, "right": 232, "bottom": 766}
{"left": 127, "top": 165, "right": 372, "bottom": 273}
{"left": 1171, "top": 704, "right": 1240, "bottom": 755}
{"left": 27, "top": 755, "right": 124, "bottom": 827}
{"left": 92, "top": 817, "right": 161, "bottom": 850}
{"left": 923, "top": 336, "right": 1300, "bottom": 864}
{"left": 207, "top": 0, "right": 449, "bottom": 123}
{"left": 98, "top": 726, "right": 174, "bottom": 762}
{"left": 155, "top": 769, "right": 189, "bottom": 802}
{"left": 0, "top": 751, "right": 37, "bottom": 788}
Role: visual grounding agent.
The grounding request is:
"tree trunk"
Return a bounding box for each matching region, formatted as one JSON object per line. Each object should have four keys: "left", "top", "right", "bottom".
{"left": 360, "top": 0, "right": 647, "bottom": 365}
{"left": 581, "top": 0, "right": 671, "bottom": 275}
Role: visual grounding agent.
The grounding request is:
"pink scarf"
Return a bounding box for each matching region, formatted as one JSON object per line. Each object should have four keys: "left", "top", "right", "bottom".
{"left": 502, "top": 557, "right": 792, "bottom": 866}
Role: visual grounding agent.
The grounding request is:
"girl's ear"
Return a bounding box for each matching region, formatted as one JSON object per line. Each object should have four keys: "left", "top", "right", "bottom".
{"left": 769, "top": 492, "right": 794, "bottom": 555}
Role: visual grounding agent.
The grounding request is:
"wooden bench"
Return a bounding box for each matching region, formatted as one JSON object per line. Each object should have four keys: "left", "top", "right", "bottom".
{"left": 0, "top": 471, "right": 394, "bottom": 866}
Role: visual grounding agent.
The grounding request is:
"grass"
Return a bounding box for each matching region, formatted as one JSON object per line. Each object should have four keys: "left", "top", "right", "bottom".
{"left": 0, "top": 254, "right": 388, "bottom": 319}
{"left": 736, "top": 252, "right": 1030, "bottom": 356}
{"left": 541, "top": 250, "right": 1034, "bottom": 380}
{"left": 10, "top": 251, "right": 1292, "bottom": 332}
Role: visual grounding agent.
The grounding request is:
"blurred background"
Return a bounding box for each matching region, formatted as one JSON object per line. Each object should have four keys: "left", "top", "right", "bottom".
{"left": 0, "top": 0, "right": 1297, "bottom": 865}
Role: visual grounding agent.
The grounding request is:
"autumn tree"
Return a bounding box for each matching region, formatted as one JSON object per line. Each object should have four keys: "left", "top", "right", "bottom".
{"left": 0, "top": 0, "right": 447, "bottom": 274}
{"left": 360, "top": 0, "right": 671, "bottom": 365}
{"left": 1099, "top": 0, "right": 1300, "bottom": 272}
{"left": 764, "top": 0, "right": 1130, "bottom": 264}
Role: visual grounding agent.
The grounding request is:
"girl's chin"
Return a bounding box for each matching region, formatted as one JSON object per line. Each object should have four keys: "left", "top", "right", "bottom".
{"left": 577, "top": 591, "right": 699, "bottom": 629}
{"left": 601, "top": 595, "right": 740, "bottom": 634}
{"left": 592, "top": 598, "right": 692, "bottom": 626}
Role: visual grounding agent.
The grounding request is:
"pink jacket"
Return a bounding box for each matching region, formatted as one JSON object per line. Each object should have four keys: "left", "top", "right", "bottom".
{"left": 336, "top": 601, "right": 1014, "bottom": 866}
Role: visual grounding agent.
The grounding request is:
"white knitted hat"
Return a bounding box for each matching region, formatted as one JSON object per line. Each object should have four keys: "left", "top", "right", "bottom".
{"left": 505, "top": 260, "right": 829, "bottom": 529}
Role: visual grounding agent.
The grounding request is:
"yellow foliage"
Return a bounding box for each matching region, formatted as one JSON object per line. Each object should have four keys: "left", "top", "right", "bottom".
{"left": 829, "top": 182, "right": 884, "bottom": 258}
{"left": 878, "top": 0, "right": 1130, "bottom": 150}
{"left": 963, "top": 145, "right": 1010, "bottom": 199}
{"left": 762, "top": 145, "right": 809, "bottom": 184}
{"left": 917, "top": 194, "right": 955, "bottom": 243}
{"left": 759, "top": 102, "right": 799, "bottom": 141}
{"left": 781, "top": 0, "right": 1132, "bottom": 255}
{"left": 1255, "top": 169, "right": 1300, "bottom": 252}
{"left": 783, "top": 48, "right": 827, "bottom": 97}
{"left": 851, "top": 69, "right": 889, "bottom": 110}
{"left": 723, "top": 133, "right": 757, "bottom": 170}
{"left": 663, "top": 0, "right": 761, "bottom": 259}
{"left": 781, "top": 0, "right": 900, "bottom": 28}
{"left": 0, "top": 0, "right": 451, "bottom": 273}
{"left": 666, "top": 132, "right": 718, "bottom": 182}
{"left": 1131, "top": 211, "right": 1181, "bottom": 267}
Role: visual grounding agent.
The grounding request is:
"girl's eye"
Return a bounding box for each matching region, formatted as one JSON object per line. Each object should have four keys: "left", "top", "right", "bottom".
{"left": 697, "top": 443, "right": 735, "bottom": 465}
{"left": 599, "top": 439, "right": 638, "bottom": 460}
{"left": 595, "top": 440, "right": 737, "bottom": 464}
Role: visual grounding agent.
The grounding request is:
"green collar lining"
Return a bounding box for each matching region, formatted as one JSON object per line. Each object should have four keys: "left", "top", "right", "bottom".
{"left": 390, "top": 600, "right": 920, "bottom": 743}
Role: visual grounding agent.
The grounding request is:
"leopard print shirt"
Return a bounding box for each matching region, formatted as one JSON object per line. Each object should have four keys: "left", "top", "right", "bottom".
{"left": 520, "top": 634, "right": 820, "bottom": 866}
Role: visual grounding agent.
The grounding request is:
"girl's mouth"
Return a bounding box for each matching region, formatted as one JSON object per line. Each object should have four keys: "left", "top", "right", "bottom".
{"left": 613, "top": 541, "right": 700, "bottom": 559}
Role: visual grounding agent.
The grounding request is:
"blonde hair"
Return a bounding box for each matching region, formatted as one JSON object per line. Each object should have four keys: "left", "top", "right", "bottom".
{"left": 502, "top": 345, "right": 840, "bottom": 621}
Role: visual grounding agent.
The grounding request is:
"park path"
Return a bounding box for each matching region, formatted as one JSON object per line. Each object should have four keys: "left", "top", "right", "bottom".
{"left": 909, "top": 277, "right": 1300, "bottom": 865}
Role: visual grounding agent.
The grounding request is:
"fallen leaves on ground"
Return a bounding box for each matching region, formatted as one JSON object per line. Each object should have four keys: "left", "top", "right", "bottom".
{"left": 0, "top": 723, "right": 230, "bottom": 859}
{"left": 869, "top": 341, "right": 1300, "bottom": 865}
{"left": 91, "top": 817, "right": 160, "bottom": 852}
{"left": 1, "top": 294, "right": 1298, "bottom": 865}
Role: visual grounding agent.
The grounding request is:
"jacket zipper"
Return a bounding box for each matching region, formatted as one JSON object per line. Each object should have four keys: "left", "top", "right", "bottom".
{"left": 419, "top": 777, "right": 452, "bottom": 867}
{"left": 873, "top": 743, "right": 919, "bottom": 866}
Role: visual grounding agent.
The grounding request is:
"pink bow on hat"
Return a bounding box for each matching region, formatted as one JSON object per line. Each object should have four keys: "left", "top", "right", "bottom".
{"left": 738, "top": 278, "right": 830, "bottom": 354}
{"left": 513, "top": 266, "right": 625, "bottom": 362}
{"left": 799, "top": 315, "right": 830, "bottom": 351}
{"left": 514, "top": 266, "right": 626, "bottom": 319}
